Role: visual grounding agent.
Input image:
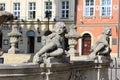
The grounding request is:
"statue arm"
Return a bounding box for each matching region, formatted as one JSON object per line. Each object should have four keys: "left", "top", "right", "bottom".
{"left": 92, "top": 43, "right": 105, "bottom": 54}
{"left": 48, "top": 48, "right": 63, "bottom": 57}
{"left": 35, "top": 42, "right": 58, "bottom": 57}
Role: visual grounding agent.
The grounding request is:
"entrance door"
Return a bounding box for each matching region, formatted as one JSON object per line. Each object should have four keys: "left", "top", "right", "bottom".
{"left": 26, "top": 30, "right": 35, "bottom": 53}
{"left": 82, "top": 34, "right": 91, "bottom": 55}
{"left": 28, "top": 36, "right": 34, "bottom": 53}
{"left": 0, "top": 32, "right": 2, "bottom": 48}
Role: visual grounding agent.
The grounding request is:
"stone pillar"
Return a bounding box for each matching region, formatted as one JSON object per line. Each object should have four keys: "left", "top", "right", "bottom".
{"left": 8, "top": 25, "right": 21, "bottom": 53}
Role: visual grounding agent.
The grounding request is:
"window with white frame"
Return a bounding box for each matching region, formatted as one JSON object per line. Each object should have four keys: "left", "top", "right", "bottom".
{"left": 85, "top": 0, "right": 94, "bottom": 16}
{"left": 61, "top": 1, "right": 69, "bottom": 18}
{"left": 45, "top": 1, "right": 52, "bottom": 18}
{"left": 28, "top": 2, "right": 36, "bottom": 19}
{"left": 0, "top": 3, "right": 5, "bottom": 10}
{"left": 101, "top": 0, "right": 111, "bottom": 16}
{"left": 13, "top": 3, "right": 20, "bottom": 19}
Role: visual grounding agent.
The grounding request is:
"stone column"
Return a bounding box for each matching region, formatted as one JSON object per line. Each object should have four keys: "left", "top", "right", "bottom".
{"left": 8, "top": 25, "right": 21, "bottom": 53}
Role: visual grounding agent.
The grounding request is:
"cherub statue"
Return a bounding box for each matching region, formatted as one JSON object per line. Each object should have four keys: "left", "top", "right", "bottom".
{"left": 33, "top": 22, "right": 67, "bottom": 64}
{"left": 88, "top": 27, "right": 112, "bottom": 60}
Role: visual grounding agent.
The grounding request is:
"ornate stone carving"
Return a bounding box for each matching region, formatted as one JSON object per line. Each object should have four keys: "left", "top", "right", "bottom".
{"left": 8, "top": 25, "right": 21, "bottom": 53}
{"left": 33, "top": 22, "right": 67, "bottom": 64}
{"left": 88, "top": 27, "right": 112, "bottom": 60}
{"left": 0, "top": 5, "right": 16, "bottom": 55}
{"left": 65, "top": 25, "right": 81, "bottom": 58}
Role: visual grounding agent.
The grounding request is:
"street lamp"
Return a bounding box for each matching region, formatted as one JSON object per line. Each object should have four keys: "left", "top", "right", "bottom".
{"left": 44, "top": 0, "right": 52, "bottom": 36}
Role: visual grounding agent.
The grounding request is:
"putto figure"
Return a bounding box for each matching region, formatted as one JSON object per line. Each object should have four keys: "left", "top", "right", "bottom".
{"left": 33, "top": 22, "right": 67, "bottom": 64}
{"left": 88, "top": 27, "right": 112, "bottom": 60}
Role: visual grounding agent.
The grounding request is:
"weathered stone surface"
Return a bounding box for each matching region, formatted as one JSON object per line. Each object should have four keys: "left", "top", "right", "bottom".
{"left": 1, "top": 53, "right": 32, "bottom": 64}
{"left": 0, "top": 5, "right": 16, "bottom": 56}
{"left": 89, "top": 27, "right": 112, "bottom": 60}
{"left": 0, "top": 59, "right": 111, "bottom": 80}
{"left": 33, "top": 22, "right": 68, "bottom": 64}
{"left": 8, "top": 25, "right": 21, "bottom": 54}
{"left": 0, "top": 5, "right": 16, "bottom": 24}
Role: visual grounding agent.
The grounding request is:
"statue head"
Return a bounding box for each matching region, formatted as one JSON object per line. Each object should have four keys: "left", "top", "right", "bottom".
{"left": 102, "top": 27, "right": 112, "bottom": 36}
{"left": 53, "top": 22, "right": 67, "bottom": 35}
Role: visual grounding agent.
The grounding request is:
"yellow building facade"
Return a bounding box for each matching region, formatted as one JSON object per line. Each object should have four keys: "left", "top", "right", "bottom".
{"left": 0, "top": 0, "right": 75, "bottom": 54}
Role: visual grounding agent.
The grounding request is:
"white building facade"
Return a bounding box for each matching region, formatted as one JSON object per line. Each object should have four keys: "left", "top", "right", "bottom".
{"left": 0, "top": 0, "right": 75, "bottom": 53}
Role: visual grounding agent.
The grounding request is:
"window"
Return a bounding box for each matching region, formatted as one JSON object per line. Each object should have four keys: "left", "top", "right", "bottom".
{"left": 28, "top": 2, "right": 36, "bottom": 19}
{"left": 85, "top": 0, "right": 94, "bottom": 16}
{"left": 37, "top": 36, "right": 41, "bottom": 42}
{"left": 61, "top": 1, "right": 69, "bottom": 18}
{"left": 0, "top": 3, "right": 5, "bottom": 10}
{"left": 101, "top": 0, "right": 112, "bottom": 16}
{"left": 13, "top": 3, "right": 20, "bottom": 19}
{"left": 45, "top": 1, "right": 52, "bottom": 18}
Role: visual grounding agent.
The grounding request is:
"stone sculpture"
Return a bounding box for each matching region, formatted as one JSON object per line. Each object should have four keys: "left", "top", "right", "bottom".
{"left": 8, "top": 25, "right": 21, "bottom": 53}
{"left": 88, "top": 27, "right": 112, "bottom": 60}
{"left": 33, "top": 22, "right": 67, "bottom": 64}
{"left": 65, "top": 25, "right": 80, "bottom": 58}
{"left": 0, "top": 5, "right": 16, "bottom": 24}
{"left": 0, "top": 5, "right": 16, "bottom": 56}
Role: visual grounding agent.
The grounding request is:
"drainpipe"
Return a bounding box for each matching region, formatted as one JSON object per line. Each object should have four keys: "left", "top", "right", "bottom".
{"left": 118, "top": 0, "right": 120, "bottom": 57}
{"left": 74, "top": 0, "right": 77, "bottom": 25}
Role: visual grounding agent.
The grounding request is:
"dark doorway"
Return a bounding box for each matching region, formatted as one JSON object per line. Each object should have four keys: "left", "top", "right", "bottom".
{"left": 28, "top": 36, "right": 34, "bottom": 53}
{"left": 82, "top": 33, "right": 91, "bottom": 55}
{"left": 26, "top": 30, "right": 35, "bottom": 53}
{"left": 0, "top": 32, "right": 2, "bottom": 48}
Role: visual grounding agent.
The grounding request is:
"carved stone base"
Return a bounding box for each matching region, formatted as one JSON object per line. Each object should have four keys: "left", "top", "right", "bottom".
{"left": 40, "top": 57, "right": 66, "bottom": 67}
{"left": 8, "top": 47, "right": 19, "bottom": 54}
{"left": 39, "top": 60, "right": 110, "bottom": 80}
{"left": 94, "top": 55, "right": 112, "bottom": 63}
{"left": 0, "top": 61, "right": 111, "bottom": 80}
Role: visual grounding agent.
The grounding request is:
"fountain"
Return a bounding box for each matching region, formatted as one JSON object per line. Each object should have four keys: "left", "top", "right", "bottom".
{"left": 0, "top": 5, "right": 112, "bottom": 80}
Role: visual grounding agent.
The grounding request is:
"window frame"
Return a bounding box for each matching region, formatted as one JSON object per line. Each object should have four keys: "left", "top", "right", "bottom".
{"left": 60, "top": 1, "right": 69, "bottom": 19}
{"left": 44, "top": 1, "right": 52, "bottom": 18}
{"left": 13, "top": 3, "right": 20, "bottom": 19}
{"left": 100, "top": 0, "right": 112, "bottom": 17}
{"left": 28, "top": 2, "right": 36, "bottom": 19}
{"left": 84, "top": 0, "right": 95, "bottom": 17}
{"left": 0, "top": 3, "right": 5, "bottom": 10}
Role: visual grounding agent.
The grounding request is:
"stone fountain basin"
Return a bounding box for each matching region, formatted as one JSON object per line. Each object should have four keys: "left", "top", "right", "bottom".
{"left": 0, "top": 63, "right": 41, "bottom": 80}
{"left": 0, "top": 57, "right": 111, "bottom": 80}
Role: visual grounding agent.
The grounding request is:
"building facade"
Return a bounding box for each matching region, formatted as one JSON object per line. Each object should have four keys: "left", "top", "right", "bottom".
{"left": 76, "top": 0, "right": 119, "bottom": 57}
{"left": 0, "top": 0, "right": 75, "bottom": 54}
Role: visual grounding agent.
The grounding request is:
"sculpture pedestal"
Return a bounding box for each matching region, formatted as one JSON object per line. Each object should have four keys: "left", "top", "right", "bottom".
{"left": 39, "top": 56, "right": 111, "bottom": 80}
{"left": 8, "top": 46, "right": 19, "bottom": 54}
{"left": 0, "top": 56, "right": 111, "bottom": 80}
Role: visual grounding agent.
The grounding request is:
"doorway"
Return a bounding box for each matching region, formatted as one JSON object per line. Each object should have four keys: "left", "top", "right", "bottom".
{"left": 26, "top": 30, "right": 35, "bottom": 53}
{"left": 82, "top": 33, "right": 91, "bottom": 55}
{"left": 28, "top": 36, "right": 34, "bottom": 53}
{"left": 0, "top": 32, "right": 2, "bottom": 49}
